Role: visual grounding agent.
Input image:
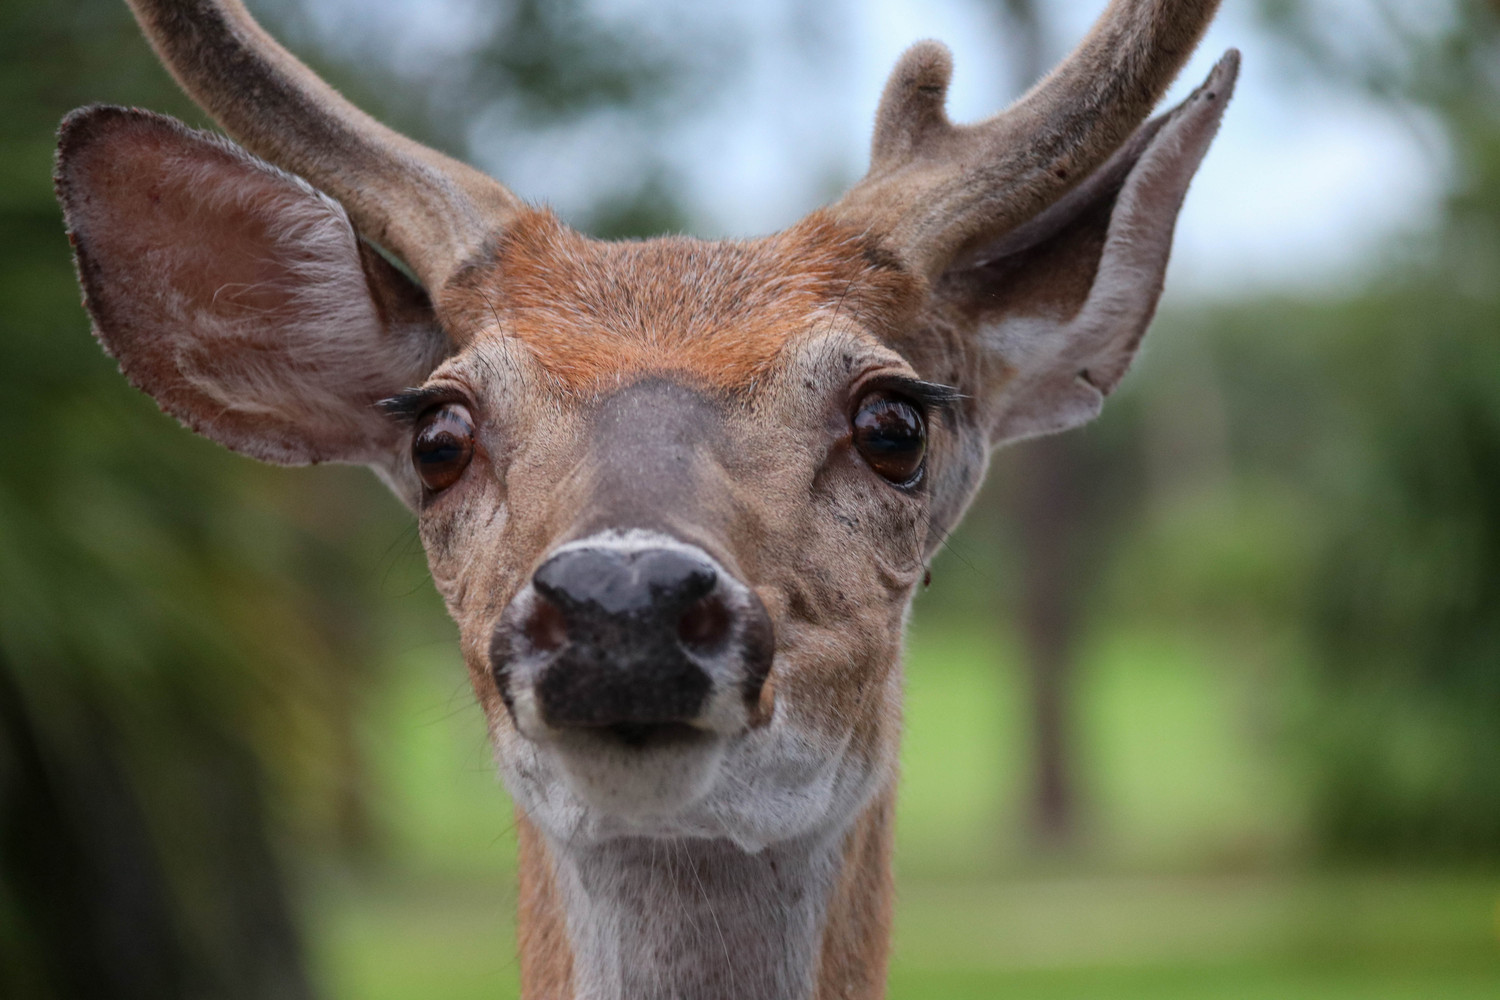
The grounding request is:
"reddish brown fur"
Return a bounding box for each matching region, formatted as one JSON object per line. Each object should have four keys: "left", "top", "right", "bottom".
{"left": 439, "top": 209, "right": 923, "bottom": 392}
{"left": 815, "top": 785, "right": 897, "bottom": 1000}
{"left": 515, "top": 813, "right": 576, "bottom": 999}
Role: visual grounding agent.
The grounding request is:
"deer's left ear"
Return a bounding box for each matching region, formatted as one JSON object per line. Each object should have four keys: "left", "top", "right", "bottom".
{"left": 941, "top": 57, "right": 1235, "bottom": 446}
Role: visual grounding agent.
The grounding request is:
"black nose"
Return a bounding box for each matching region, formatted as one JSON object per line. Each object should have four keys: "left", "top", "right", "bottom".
{"left": 506, "top": 546, "right": 742, "bottom": 734}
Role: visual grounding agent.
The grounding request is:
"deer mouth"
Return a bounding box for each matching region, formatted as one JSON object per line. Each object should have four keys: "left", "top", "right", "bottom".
{"left": 593, "top": 720, "right": 705, "bottom": 750}
{"left": 535, "top": 715, "right": 731, "bottom": 821}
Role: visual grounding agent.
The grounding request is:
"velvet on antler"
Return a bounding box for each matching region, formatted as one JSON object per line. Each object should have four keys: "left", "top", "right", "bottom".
{"left": 832, "top": 0, "right": 1223, "bottom": 280}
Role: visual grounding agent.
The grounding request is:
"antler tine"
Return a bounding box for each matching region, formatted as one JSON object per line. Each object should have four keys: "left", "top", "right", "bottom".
{"left": 833, "top": 0, "right": 1223, "bottom": 279}
{"left": 126, "top": 0, "right": 520, "bottom": 292}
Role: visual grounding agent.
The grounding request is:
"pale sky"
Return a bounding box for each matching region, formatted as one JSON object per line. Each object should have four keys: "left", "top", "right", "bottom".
{"left": 310, "top": 0, "right": 1448, "bottom": 301}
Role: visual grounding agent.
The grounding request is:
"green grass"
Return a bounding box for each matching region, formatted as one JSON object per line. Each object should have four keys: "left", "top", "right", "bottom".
{"left": 892, "top": 874, "right": 1500, "bottom": 997}
{"left": 888, "top": 962, "right": 1500, "bottom": 1000}
{"left": 897, "top": 621, "right": 1302, "bottom": 874}
{"left": 315, "top": 876, "right": 520, "bottom": 1000}
{"left": 309, "top": 622, "right": 1500, "bottom": 997}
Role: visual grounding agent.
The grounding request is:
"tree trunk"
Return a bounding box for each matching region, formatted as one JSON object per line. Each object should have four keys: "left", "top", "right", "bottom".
{"left": 1010, "top": 435, "right": 1086, "bottom": 848}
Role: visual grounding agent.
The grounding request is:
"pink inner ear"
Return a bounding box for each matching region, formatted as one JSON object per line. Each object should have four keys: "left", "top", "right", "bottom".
{"left": 58, "top": 108, "right": 439, "bottom": 468}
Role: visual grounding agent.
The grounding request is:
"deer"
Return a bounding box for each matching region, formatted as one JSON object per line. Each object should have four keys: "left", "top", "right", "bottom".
{"left": 54, "top": 0, "right": 1235, "bottom": 996}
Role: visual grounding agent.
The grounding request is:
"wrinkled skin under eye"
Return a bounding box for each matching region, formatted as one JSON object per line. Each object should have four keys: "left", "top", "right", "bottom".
{"left": 412, "top": 403, "right": 475, "bottom": 492}
{"left": 852, "top": 391, "right": 927, "bottom": 485}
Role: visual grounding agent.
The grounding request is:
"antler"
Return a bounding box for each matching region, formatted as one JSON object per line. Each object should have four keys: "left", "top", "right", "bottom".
{"left": 832, "top": 0, "right": 1223, "bottom": 280}
{"left": 125, "top": 0, "right": 520, "bottom": 292}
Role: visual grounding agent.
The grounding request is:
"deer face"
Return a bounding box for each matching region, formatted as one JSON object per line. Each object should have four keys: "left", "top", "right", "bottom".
{"left": 380, "top": 212, "right": 949, "bottom": 844}
{"left": 56, "top": 0, "right": 1235, "bottom": 854}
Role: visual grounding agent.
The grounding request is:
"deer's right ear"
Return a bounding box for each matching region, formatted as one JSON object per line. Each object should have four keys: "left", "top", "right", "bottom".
{"left": 930, "top": 53, "right": 1236, "bottom": 448}
{"left": 55, "top": 106, "right": 447, "bottom": 469}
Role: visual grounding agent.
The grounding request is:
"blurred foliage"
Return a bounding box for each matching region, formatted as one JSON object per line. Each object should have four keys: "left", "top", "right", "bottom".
{"left": 271, "top": 0, "right": 709, "bottom": 238}
{"left": 0, "top": 3, "right": 403, "bottom": 996}
{"left": 1122, "top": 0, "right": 1500, "bottom": 858}
{"left": 1234, "top": 0, "right": 1500, "bottom": 858}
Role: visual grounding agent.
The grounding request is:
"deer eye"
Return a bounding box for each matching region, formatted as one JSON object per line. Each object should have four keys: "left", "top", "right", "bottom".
{"left": 412, "top": 403, "right": 474, "bottom": 492}
{"left": 852, "top": 391, "right": 927, "bottom": 486}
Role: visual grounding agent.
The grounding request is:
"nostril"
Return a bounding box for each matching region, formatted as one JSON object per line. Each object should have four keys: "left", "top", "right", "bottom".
{"left": 636, "top": 550, "right": 716, "bottom": 610}
{"left": 677, "top": 592, "right": 732, "bottom": 654}
{"left": 524, "top": 596, "right": 568, "bottom": 654}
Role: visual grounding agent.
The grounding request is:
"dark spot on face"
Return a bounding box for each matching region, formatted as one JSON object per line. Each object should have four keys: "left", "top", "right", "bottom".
{"left": 422, "top": 512, "right": 457, "bottom": 554}
{"left": 786, "top": 586, "right": 818, "bottom": 624}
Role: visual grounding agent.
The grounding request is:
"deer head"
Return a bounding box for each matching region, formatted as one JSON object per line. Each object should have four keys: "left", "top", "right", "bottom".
{"left": 56, "top": 1, "right": 1235, "bottom": 996}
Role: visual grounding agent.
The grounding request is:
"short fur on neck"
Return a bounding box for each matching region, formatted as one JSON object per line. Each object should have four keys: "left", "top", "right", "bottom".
{"left": 515, "top": 781, "right": 897, "bottom": 1000}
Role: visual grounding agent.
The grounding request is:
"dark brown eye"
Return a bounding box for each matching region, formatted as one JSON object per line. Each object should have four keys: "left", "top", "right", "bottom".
{"left": 852, "top": 391, "right": 927, "bottom": 485}
{"left": 411, "top": 403, "right": 474, "bottom": 492}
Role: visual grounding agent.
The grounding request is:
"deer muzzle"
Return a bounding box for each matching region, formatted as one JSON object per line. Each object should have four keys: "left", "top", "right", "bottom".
{"left": 490, "top": 531, "right": 774, "bottom": 750}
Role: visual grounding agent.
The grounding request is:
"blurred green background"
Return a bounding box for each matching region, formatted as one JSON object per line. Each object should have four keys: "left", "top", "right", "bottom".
{"left": 3, "top": 0, "right": 1499, "bottom": 998}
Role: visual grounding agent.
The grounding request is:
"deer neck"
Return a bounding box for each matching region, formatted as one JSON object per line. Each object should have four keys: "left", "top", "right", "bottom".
{"left": 515, "top": 781, "right": 896, "bottom": 1000}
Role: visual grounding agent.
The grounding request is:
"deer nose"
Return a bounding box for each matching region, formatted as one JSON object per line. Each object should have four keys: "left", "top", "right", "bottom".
{"left": 491, "top": 542, "right": 773, "bottom": 744}
{"left": 536, "top": 546, "right": 721, "bottom": 646}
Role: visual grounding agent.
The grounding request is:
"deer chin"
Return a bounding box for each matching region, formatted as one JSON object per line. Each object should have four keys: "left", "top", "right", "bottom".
{"left": 495, "top": 690, "right": 895, "bottom": 853}
{"left": 536, "top": 724, "right": 730, "bottom": 824}
{"left": 495, "top": 728, "right": 723, "bottom": 841}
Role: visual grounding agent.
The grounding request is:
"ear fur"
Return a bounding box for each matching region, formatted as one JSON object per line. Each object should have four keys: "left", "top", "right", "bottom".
{"left": 942, "top": 51, "right": 1238, "bottom": 446}
{"left": 55, "top": 105, "right": 446, "bottom": 469}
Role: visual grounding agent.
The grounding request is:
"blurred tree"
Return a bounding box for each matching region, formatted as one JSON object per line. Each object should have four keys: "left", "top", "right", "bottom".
{"left": 980, "top": 0, "right": 1148, "bottom": 850}
{"left": 991, "top": 0, "right": 1082, "bottom": 850}
{"left": 276, "top": 0, "right": 708, "bottom": 239}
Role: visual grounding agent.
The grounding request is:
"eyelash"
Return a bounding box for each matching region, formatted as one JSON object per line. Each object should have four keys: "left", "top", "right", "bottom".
{"left": 377, "top": 387, "right": 466, "bottom": 426}
{"left": 856, "top": 377, "right": 962, "bottom": 419}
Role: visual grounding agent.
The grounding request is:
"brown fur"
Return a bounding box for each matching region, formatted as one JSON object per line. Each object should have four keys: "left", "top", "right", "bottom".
{"left": 439, "top": 210, "right": 923, "bottom": 391}
{"left": 815, "top": 783, "right": 898, "bottom": 1000}
{"left": 55, "top": 106, "right": 446, "bottom": 467}
{"left": 510, "top": 782, "right": 900, "bottom": 1000}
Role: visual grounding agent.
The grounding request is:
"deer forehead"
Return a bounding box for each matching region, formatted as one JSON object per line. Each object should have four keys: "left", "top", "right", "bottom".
{"left": 437, "top": 209, "right": 924, "bottom": 392}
